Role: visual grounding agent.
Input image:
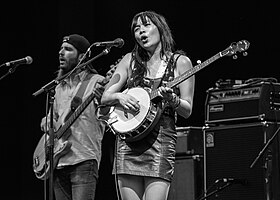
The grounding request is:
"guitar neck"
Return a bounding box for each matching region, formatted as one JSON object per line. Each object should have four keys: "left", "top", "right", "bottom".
{"left": 169, "top": 52, "right": 222, "bottom": 88}
{"left": 55, "top": 57, "right": 119, "bottom": 139}
{"left": 56, "top": 89, "right": 100, "bottom": 139}
{"left": 150, "top": 52, "right": 222, "bottom": 100}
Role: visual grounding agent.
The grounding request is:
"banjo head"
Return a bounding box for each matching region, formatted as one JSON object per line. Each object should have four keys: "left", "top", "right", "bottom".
{"left": 110, "top": 87, "right": 151, "bottom": 133}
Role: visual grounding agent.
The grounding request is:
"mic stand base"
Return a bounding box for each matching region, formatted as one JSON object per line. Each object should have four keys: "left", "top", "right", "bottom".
{"left": 196, "top": 182, "right": 233, "bottom": 200}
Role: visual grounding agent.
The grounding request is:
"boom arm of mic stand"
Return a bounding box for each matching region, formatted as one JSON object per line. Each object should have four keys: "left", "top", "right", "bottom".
{"left": 250, "top": 125, "right": 280, "bottom": 168}
{"left": 0, "top": 64, "right": 20, "bottom": 81}
{"left": 32, "top": 47, "right": 111, "bottom": 97}
{"left": 33, "top": 79, "right": 59, "bottom": 97}
{"left": 75, "top": 47, "right": 111, "bottom": 71}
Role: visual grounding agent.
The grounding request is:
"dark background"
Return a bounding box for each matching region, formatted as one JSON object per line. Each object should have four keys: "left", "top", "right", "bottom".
{"left": 1, "top": 0, "right": 279, "bottom": 199}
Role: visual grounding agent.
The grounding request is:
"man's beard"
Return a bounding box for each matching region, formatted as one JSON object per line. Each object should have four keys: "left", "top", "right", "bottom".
{"left": 57, "top": 60, "right": 78, "bottom": 78}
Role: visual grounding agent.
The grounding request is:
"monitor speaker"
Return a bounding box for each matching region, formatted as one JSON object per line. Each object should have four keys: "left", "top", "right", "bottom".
{"left": 167, "top": 155, "right": 203, "bottom": 200}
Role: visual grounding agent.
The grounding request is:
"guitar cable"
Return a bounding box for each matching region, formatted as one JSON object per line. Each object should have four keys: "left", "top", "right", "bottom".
{"left": 105, "top": 121, "right": 123, "bottom": 200}
{"left": 113, "top": 132, "right": 123, "bottom": 200}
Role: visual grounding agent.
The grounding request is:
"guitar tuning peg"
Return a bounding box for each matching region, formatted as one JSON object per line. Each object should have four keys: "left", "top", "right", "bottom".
{"left": 232, "top": 55, "right": 238, "bottom": 59}
{"left": 243, "top": 52, "right": 248, "bottom": 56}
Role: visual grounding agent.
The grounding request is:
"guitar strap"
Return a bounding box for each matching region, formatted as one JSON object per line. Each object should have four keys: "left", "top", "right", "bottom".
{"left": 160, "top": 53, "right": 182, "bottom": 118}
{"left": 158, "top": 52, "right": 180, "bottom": 88}
{"left": 126, "top": 52, "right": 181, "bottom": 90}
{"left": 70, "top": 73, "right": 93, "bottom": 111}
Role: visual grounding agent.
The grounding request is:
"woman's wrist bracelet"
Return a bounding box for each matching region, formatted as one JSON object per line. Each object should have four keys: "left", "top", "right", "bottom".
{"left": 174, "top": 97, "right": 180, "bottom": 109}
{"left": 169, "top": 93, "right": 180, "bottom": 109}
{"left": 173, "top": 95, "right": 180, "bottom": 109}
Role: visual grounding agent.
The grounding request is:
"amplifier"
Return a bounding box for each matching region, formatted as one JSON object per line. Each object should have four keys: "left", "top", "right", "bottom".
{"left": 205, "top": 81, "right": 280, "bottom": 124}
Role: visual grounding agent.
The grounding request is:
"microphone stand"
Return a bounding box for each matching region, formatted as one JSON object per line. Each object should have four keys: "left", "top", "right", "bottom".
{"left": 250, "top": 125, "right": 280, "bottom": 168}
{"left": 250, "top": 124, "right": 280, "bottom": 200}
{"left": 0, "top": 63, "right": 20, "bottom": 81}
{"left": 32, "top": 46, "right": 112, "bottom": 200}
{"left": 46, "top": 89, "right": 55, "bottom": 200}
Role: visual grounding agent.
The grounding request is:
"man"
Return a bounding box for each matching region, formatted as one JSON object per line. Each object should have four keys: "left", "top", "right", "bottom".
{"left": 40, "top": 34, "right": 105, "bottom": 200}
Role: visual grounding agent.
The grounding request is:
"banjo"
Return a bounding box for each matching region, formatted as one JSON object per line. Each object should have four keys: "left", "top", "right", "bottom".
{"left": 97, "top": 40, "right": 250, "bottom": 142}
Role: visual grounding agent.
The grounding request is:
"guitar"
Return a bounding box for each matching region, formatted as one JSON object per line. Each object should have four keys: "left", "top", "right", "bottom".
{"left": 33, "top": 60, "right": 118, "bottom": 180}
{"left": 97, "top": 40, "right": 250, "bottom": 142}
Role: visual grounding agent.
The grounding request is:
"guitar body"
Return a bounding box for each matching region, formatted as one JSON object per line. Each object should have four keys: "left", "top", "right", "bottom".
{"left": 33, "top": 129, "right": 72, "bottom": 180}
{"left": 102, "top": 87, "right": 163, "bottom": 142}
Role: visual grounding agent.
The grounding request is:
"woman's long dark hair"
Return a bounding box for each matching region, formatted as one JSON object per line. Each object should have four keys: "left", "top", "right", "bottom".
{"left": 130, "top": 11, "right": 175, "bottom": 76}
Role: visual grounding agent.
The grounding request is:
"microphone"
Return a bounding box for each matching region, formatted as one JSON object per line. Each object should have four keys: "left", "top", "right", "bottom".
{"left": 5, "top": 56, "right": 33, "bottom": 67}
{"left": 93, "top": 38, "right": 124, "bottom": 48}
{"left": 219, "top": 178, "right": 248, "bottom": 185}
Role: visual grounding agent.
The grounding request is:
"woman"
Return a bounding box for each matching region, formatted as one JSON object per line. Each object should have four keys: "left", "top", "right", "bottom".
{"left": 101, "top": 11, "right": 195, "bottom": 200}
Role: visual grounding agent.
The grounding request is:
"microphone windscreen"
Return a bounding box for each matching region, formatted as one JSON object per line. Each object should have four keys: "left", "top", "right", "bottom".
{"left": 26, "top": 56, "right": 33, "bottom": 64}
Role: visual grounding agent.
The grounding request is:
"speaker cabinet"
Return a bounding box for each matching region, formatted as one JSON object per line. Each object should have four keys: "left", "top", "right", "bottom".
{"left": 168, "top": 155, "right": 203, "bottom": 200}
{"left": 175, "top": 126, "right": 203, "bottom": 155}
{"left": 203, "top": 122, "right": 280, "bottom": 200}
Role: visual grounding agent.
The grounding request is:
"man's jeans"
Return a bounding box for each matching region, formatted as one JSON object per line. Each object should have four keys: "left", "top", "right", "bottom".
{"left": 53, "top": 160, "right": 98, "bottom": 200}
